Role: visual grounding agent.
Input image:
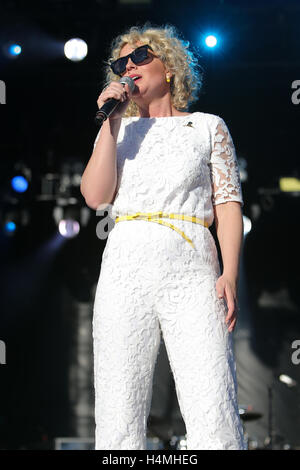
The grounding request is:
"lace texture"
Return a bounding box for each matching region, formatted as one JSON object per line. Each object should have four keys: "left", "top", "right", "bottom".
{"left": 210, "top": 118, "right": 244, "bottom": 206}
{"left": 92, "top": 112, "right": 244, "bottom": 226}
{"left": 92, "top": 112, "right": 246, "bottom": 450}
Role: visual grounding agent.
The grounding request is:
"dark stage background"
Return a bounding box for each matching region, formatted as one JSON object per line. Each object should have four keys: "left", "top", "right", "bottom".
{"left": 0, "top": 0, "right": 299, "bottom": 450}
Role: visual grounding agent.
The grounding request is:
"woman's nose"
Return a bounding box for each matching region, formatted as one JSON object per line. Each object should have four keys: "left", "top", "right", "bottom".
{"left": 125, "top": 57, "right": 137, "bottom": 72}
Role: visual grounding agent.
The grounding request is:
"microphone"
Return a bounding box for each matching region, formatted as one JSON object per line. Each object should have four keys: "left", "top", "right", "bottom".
{"left": 95, "top": 76, "right": 135, "bottom": 127}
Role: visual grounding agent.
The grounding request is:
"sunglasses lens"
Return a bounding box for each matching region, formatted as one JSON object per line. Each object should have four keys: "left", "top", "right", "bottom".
{"left": 111, "top": 57, "right": 127, "bottom": 75}
{"left": 110, "top": 46, "right": 151, "bottom": 75}
{"left": 132, "top": 46, "right": 149, "bottom": 64}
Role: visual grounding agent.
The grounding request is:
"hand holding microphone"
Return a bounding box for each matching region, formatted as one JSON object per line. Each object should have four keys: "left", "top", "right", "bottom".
{"left": 95, "top": 76, "right": 135, "bottom": 126}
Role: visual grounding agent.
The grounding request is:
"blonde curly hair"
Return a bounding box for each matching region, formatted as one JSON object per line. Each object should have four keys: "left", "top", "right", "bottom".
{"left": 103, "top": 23, "right": 203, "bottom": 117}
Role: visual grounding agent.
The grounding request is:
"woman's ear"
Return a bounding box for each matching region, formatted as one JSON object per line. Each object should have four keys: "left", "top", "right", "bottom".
{"left": 164, "top": 69, "right": 173, "bottom": 82}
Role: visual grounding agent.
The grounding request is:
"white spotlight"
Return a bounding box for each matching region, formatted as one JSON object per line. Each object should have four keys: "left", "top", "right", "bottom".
{"left": 243, "top": 215, "right": 252, "bottom": 237}
{"left": 279, "top": 374, "right": 297, "bottom": 388}
{"left": 59, "top": 219, "right": 80, "bottom": 238}
{"left": 205, "top": 35, "right": 218, "bottom": 48}
{"left": 64, "top": 38, "right": 88, "bottom": 62}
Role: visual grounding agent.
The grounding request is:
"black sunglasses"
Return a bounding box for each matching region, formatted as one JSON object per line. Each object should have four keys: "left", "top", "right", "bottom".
{"left": 109, "top": 44, "right": 154, "bottom": 76}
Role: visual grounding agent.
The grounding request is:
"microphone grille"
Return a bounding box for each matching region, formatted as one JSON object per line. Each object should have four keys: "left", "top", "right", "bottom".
{"left": 119, "top": 76, "right": 135, "bottom": 92}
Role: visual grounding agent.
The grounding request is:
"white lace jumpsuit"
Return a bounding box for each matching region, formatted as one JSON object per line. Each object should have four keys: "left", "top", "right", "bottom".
{"left": 92, "top": 111, "right": 247, "bottom": 450}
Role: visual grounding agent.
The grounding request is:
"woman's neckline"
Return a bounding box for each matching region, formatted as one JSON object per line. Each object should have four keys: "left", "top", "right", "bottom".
{"left": 124, "top": 112, "right": 200, "bottom": 120}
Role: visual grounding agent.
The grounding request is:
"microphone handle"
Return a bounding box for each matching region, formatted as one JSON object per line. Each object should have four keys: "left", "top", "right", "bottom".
{"left": 95, "top": 98, "right": 120, "bottom": 127}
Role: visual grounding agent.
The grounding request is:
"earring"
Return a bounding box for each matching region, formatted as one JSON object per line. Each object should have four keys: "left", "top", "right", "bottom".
{"left": 166, "top": 75, "right": 171, "bottom": 83}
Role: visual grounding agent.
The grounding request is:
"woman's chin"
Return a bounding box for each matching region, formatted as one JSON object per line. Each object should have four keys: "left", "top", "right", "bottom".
{"left": 132, "top": 85, "right": 140, "bottom": 96}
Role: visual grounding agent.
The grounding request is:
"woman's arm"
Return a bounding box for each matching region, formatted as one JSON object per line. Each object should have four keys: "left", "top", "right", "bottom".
{"left": 209, "top": 115, "right": 244, "bottom": 332}
{"left": 213, "top": 201, "right": 244, "bottom": 332}
{"left": 80, "top": 118, "right": 121, "bottom": 209}
{"left": 214, "top": 201, "right": 244, "bottom": 283}
{"left": 80, "top": 80, "right": 132, "bottom": 209}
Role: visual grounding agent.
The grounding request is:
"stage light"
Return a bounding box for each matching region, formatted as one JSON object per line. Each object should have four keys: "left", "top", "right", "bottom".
{"left": 11, "top": 175, "right": 29, "bottom": 193}
{"left": 10, "top": 162, "right": 31, "bottom": 196}
{"left": 279, "top": 177, "right": 300, "bottom": 192}
{"left": 53, "top": 204, "right": 87, "bottom": 239}
{"left": 4, "top": 221, "right": 16, "bottom": 234}
{"left": 9, "top": 44, "right": 21, "bottom": 56}
{"left": 279, "top": 374, "right": 297, "bottom": 388}
{"left": 1, "top": 208, "right": 30, "bottom": 236}
{"left": 58, "top": 219, "right": 80, "bottom": 238}
{"left": 205, "top": 35, "right": 218, "bottom": 48}
{"left": 49, "top": 159, "right": 90, "bottom": 239}
{"left": 2, "top": 42, "right": 22, "bottom": 59}
{"left": 64, "top": 38, "right": 88, "bottom": 62}
{"left": 243, "top": 215, "right": 252, "bottom": 237}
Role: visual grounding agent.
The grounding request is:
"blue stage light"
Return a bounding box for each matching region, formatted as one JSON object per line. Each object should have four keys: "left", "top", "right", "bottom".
{"left": 205, "top": 35, "right": 218, "bottom": 48}
{"left": 4, "top": 221, "right": 16, "bottom": 233}
{"left": 8, "top": 44, "right": 22, "bottom": 56}
{"left": 11, "top": 175, "right": 28, "bottom": 193}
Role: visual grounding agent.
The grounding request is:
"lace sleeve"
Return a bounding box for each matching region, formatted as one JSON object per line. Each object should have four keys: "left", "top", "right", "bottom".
{"left": 210, "top": 116, "right": 244, "bottom": 207}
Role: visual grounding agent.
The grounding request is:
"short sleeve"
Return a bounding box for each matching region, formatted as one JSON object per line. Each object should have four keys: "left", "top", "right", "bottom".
{"left": 209, "top": 116, "right": 244, "bottom": 208}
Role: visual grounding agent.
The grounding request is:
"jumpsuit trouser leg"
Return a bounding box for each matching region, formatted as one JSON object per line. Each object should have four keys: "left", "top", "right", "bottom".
{"left": 93, "top": 279, "right": 161, "bottom": 450}
{"left": 154, "top": 272, "right": 246, "bottom": 450}
{"left": 92, "top": 219, "right": 246, "bottom": 450}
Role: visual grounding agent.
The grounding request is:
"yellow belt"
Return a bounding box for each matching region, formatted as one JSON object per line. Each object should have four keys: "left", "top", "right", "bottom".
{"left": 114, "top": 211, "right": 209, "bottom": 250}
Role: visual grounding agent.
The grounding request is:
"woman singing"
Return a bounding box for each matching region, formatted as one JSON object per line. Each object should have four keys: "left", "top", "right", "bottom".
{"left": 80, "top": 23, "right": 247, "bottom": 450}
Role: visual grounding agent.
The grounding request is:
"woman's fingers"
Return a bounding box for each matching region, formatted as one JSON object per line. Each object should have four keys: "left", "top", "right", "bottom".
{"left": 97, "top": 82, "right": 127, "bottom": 107}
{"left": 95, "top": 80, "right": 132, "bottom": 119}
{"left": 216, "top": 275, "right": 239, "bottom": 333}
{"left": 223, "top": 285, "right": 238, "bottom": 331}
{"left": 225, "top": 296, "right": 236, "bottom": 324}
{"left": 121, "top": 82, "right": 133, "bottom": 101}
{"left": 228, "top": 316, "right": 237, "bottom": 332}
